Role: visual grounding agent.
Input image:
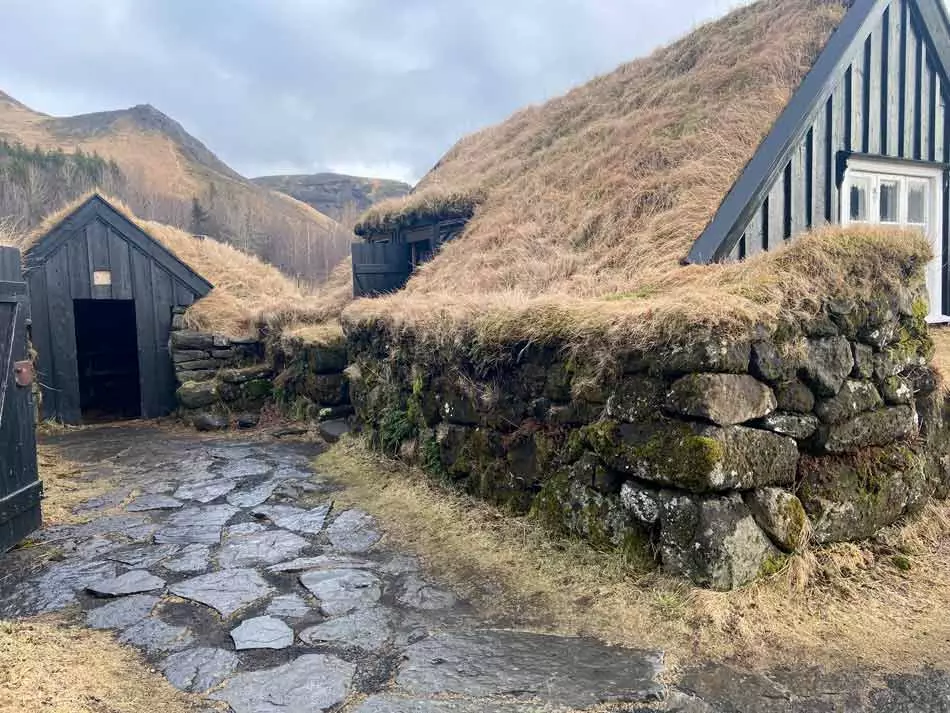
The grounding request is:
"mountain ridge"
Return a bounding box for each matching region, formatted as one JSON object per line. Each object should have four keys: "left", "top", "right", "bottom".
{"left": 0, "top": 90, "right": 350, "bottom": 282}
{"left": 252, "top": 172, "right": 410, "bottom": 224}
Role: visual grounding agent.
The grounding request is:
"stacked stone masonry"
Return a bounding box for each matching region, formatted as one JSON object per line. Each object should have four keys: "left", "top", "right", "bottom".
{"left": 347, "top": 283, "right": 950, "bottom": 590}
{"left": 171, "top": 310, "right": 351, "bottom": 431}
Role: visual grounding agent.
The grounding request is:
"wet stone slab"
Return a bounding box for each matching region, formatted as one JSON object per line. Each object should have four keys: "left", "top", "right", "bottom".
{"left": 162, "top": 544, "right": 212, "bottom": 573}
{"left": 86, "top": 570, "right": 166, "bottom": 597}
{"left": 398, "top": 576, "right": 457, "bottom": 611}
{"left": 219, "top": 458, "right": 273, "bottom": 479}
{"left": 174, "top": 478, "right": 239, "bottom": 504}
{"left": 227, "top": 480, "right": 279, "bottom": 508}
{"left": 265, "top": 594, "right": 313, "bottom": 619}
{"left": 126, "top": 494, "right": 183, "bottom": 512}
{"left": 5, "top": 560, "right": 117, "bottom": 615}
{"left": 119, "top": 617, "right": 194, "bottom": 654}
{"left": 299, "top": 606, "right": 394, "bottom": 652}
{"left": 86, "top": 594, "right": 160, "bottom": 629}
{"left": 162, "top": 647, "right": 240, "bottom": 693}
{"left": 268, "top": 554, "right": 374, "bottom": 574}
{"left": 107, "top": 544, "right": 180, "bottom": 569}
{"left": 252, "top": 503, "right": 331, "bottom": 535}
{"left": 155, "top": 505, "right": 239, "bottom": 545}
{"left": 74, "top": 488, "right": 131, "bottom": 513}
{"left": 230, "top": 615, "right": 295, "bottom": 650}
{"left": 169, "top": 568, "right": 276, "bottom": 617}
{"left": 397, "top": 630, "right": 665, "bottom": 708}
{"left": 210, "top": 654, "right": 355, "bottom": 713}
{"left": 217, "top": 529, "right": 310, "bottom": 568}
{"left": 326, "top": 509, "right": 382, "bottom": 553}
{"left": 209, "top": 445, "right": 264, "bottom": 461}
{"left": 299, "top": 568, "right": 383, "bottom": 616}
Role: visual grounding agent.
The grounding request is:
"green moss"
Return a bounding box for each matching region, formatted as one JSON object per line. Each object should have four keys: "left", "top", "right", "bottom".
{"left": 378, "top": 407, "right": 417, "bottom": 456}
{"left": 759, "top": 553, "right": 789, "bottom": 577}
{"left": 421, "top": 434, "right": 448, "bottom": 481}
{"left": 243, "top": 379, "right": 272, "bottom": 399}
{"left": 891, "top": 554, "right": 913, "bottom": 571}
{"left": 531, "top": 471, "right": 572, "bottom": 532}
{"left": 573, "top": 420, "right": 723, "bottom": 491}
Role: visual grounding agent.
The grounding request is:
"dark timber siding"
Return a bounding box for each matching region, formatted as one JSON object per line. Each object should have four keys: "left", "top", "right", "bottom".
{"left": 24, "top": 196, "right": 211, "bottom": 423}
{"left": 729, "top": 0, "right": 949, "bottom": 268}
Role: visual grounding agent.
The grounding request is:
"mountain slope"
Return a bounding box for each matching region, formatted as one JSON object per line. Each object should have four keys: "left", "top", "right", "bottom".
{"left": 252, "top": 172, "right": 410, "bottom": 224}
{"left": 0, "top": 92, "right": 350, "bottom": 282}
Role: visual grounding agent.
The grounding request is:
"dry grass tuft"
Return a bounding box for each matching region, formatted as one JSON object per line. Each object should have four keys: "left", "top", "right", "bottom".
{"left": 0, "top": 617, "right": 204, "bottom": 713}
{"left": 317, "top": 437, "right": 950, "bottom": 671}
{"left": 4, "top": 191, "right": 352, "bottom": 338}
{"left": 346, "top": 0, "right": 851, "bottom": 349}
{"left": 930, "top": 326, "right": 950, "bottom": 389}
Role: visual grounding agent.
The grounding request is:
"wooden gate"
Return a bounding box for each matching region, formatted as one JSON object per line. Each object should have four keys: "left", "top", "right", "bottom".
{"left": 0, "top": 246, "right": 41, "bottom": 551}
{"left": 351, "top": 242, "right": 411, "bottom": 297}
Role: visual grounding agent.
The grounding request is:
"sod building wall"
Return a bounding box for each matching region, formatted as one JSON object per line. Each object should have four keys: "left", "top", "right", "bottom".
{"left": 346, "top": 279, "right": 950, "bottom": 590}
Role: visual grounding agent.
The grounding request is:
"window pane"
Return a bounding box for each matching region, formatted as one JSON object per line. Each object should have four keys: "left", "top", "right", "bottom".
{"left": 849, "top": 178, "right": 869, "bottom": 222}
{"left": 879, "top": 179, "right": 899, "bottom": 222}
{"left": 908, "top": 180, "right": 928, "bottom": 224}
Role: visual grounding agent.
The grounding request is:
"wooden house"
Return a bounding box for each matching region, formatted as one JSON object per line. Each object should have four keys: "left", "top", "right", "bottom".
{"left": 23, "top": 195, "right": 212, "bottom": 423}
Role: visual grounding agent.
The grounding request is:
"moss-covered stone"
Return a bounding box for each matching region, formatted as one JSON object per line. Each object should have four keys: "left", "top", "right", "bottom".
{"left": 532, "top": 471, "right": 656, "bottom": 570}
{"left": 658, "top": 491, "right": 780, "bottom": 591}
{"left": 176, "top": 380, "right": 219, "bottom": 409}
{"left": 774, "top": 379, "right": 816, "bottom": 413}
{"left": 604, "top": 376, "right": 667, "bottom": 423}
{"left": 814, "top": 380, "right": 882, "bottom": 424}
{"left": 743, "top": 487, "right": 809, "bottom": 552}
{"left": 577, "top": 420, "right": 797, "bottom": 493}
{"left": 798, "top": 445, "right": 931, "bottom": 543}
{"left": 817, "top": 405, "right": 917, "bottom": 453}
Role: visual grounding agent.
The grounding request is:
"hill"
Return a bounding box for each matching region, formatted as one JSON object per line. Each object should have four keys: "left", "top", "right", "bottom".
{"left": 252, "top": 172, "right": 410, "bottom": 225}
{"left": 0, "top": 91, "right": 350, "bottom": 283}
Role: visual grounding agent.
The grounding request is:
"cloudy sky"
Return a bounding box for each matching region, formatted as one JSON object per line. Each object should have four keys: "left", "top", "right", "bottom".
{"left": 0, "top": 0, "right": 746, "bottom": 184}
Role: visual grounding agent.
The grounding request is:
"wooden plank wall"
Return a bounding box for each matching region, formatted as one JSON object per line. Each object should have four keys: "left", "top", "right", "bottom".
{"left": 30, "top": 217, "right": 200, "bottom": 422}
{"left": 734, "top": 0, "right": 949, "bottom": 275}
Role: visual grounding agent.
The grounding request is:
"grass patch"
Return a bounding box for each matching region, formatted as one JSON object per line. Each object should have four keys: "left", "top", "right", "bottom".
{"left": 35, "top": 445, "right": 115, "bottom": 527}
{"left": 316, "top": 437, "right": 950, "bottom": 671}
{"left": 0, "top": 617, "right": 206, "bottom": 713}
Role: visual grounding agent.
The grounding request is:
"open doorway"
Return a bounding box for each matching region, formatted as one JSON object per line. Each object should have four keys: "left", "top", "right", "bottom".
{"left": 73, "top": 299, "right": 141, "bottom": 421}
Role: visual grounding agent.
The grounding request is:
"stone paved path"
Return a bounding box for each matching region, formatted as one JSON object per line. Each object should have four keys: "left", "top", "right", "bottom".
{"left": 1, "top": 425, "right": 948, "bottom": 713}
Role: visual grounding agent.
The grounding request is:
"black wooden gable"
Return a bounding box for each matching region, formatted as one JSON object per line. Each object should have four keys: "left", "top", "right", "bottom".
{"left": 686, "top": 0, "right": 950, "bottom": 264}
{"left": 24, "top": 194, "right": 213, "bottom": 298}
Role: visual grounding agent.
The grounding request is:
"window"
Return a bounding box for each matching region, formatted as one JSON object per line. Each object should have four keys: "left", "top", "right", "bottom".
{"left": 841, "top": 158, "right": 945, "bottom": 322}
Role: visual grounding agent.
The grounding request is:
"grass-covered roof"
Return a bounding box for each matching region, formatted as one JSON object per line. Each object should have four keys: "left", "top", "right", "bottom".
{"left": 346, "top": 1, "right": 929, "bottom": 352}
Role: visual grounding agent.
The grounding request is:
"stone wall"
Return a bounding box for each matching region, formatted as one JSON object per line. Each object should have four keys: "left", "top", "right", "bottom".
{"left": 170, "top": 310, "right": 351, "bottom": 430}
{"left": 346, "top": 284, "right": 950, "bottom": 590}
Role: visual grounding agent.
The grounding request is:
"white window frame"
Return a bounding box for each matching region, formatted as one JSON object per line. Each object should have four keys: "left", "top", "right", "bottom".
{"left": 841, "top": 156, "right": 946, "bottom": 323}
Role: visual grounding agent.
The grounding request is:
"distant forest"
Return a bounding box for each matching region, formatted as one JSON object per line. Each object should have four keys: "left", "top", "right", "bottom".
{"left": 0, "top": 140, "right": 350, "bottom": 284}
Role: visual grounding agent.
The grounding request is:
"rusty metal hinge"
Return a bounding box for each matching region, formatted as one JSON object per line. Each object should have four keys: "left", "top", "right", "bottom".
{"left": 13, "top": 360, "right": 33, "bottom": 387}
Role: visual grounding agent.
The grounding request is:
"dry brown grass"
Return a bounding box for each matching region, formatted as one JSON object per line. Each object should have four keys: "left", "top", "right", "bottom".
{"left": 345, "top": 225, "right": 931, "bottom": 358}
{"left": 930, "top": 326, "right": 950, "bottom": 387}
{"left": 34, "top": 444, "right": 111, "bottom": 527}
{"left": 317, "top": 438, "right": 950, "bottom": 672}
{"left": 5, "top": 192, "right": 352, "bottom": 338}
{"left": 345, "top": 0, "right": 862, "bottom": 350}
{"left": 0, "top": 617, "right": 204, "bottom": 713}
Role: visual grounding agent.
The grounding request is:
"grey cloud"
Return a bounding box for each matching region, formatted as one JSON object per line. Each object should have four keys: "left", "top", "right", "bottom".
{"left": 0, "top": 0, "right": 745, "bottom": 183}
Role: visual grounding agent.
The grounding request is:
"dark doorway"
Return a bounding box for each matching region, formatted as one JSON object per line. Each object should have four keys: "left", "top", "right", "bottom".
{"left": 73, "top": 299, "right": 141, "bottom": 421}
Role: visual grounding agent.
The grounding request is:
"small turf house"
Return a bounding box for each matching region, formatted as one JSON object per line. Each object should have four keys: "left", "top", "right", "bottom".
{"left": 24, "top": 195, "right": 212, "bottom": 423}
{"left": 352, "top": 0, "right": 950, "bottom": 320}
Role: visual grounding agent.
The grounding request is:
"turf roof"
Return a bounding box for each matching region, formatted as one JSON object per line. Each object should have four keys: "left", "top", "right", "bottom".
{"left": 346, "top": 0, "right": 920, "bottom": 352}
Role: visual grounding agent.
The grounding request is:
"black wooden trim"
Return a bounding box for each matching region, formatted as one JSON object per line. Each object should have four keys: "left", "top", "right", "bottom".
{"left": 841, "top": 150, "right": 950, "bottom": 169}
{"left": 911, "top": 0, "right": 950, "bottom": 92}
{"left": 24, "top": 195, "right": 213, "bottom": 297}
{"left": 943, "top": 170, "right": 950, "bottom": 315}
{"left": 0, "top": 481, "right": 42, "bottom": 525}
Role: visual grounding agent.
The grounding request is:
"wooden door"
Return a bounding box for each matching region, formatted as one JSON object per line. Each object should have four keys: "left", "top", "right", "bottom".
{"left": 0, "top": 246, "right": 41, "bottom": 551}
{"left": 351, "top": 242, "right": 412, "bottom": 297}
